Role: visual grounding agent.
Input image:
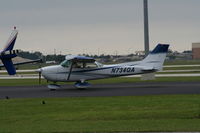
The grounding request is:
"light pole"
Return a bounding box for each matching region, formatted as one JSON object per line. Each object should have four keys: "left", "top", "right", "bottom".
{"left": 142, "top": 0, "right": 155, "bottom": 80}
{"left": 143, "top": 0, "right": 149, "bottom": 56}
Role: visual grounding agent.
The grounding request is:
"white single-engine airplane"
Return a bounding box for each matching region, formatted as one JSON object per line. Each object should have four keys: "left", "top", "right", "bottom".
{"left": 38, "top": 44, "right": 169, "bottom": 89}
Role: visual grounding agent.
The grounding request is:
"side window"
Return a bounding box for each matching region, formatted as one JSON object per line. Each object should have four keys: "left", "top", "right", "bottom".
{"left": 61, "top": 61, "right": 98, "bottom": 69}
{"left": 73, "top": 62, "right": 84, "bottom": 68}
{"left": 85, "top": 62, "right": 98, "bottom": 68}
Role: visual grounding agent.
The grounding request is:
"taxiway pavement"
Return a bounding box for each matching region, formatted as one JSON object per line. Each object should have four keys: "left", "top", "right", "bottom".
{"left": 0, "top": 82, "right": 200, "bottom": 99}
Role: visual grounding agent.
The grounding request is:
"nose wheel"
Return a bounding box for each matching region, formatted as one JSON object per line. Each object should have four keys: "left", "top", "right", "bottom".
{"left": 47, "top": 83, "right": 61, "bottom": 91}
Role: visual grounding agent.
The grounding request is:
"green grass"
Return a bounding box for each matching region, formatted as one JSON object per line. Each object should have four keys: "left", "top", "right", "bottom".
{"left": 0, "top": 72, "right": 38, "bottom": 75}
{"left": 0, "top": 79, "right": 47, "bottom": 86}
{"left": 1, "top": 95, "right": 200, "bottom": 132}
{"left": 0, "top": 76, "right": 200, "bottom": 86}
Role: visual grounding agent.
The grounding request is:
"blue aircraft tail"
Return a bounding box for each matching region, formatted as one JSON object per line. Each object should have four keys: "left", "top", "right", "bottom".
{"left": 139, "top": 44, "right": 169, "bottom": 71}
{"left": 0, "top": 27, "right": 18, "bottom": 75}
{"left": 150, "top": 44, "right": 169, "bottom": 54}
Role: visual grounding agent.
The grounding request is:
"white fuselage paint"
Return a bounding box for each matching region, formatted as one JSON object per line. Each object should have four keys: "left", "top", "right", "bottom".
{"left": 41, "top": 64, "right": 148, "bottom": 82}
{"left": 40, "top": 52, "right": 167, "bottom": 83}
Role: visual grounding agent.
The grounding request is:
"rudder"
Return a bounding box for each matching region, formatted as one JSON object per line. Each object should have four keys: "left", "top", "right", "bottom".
{"left": 140, "top": 44, "right": 169, "bottom": 71}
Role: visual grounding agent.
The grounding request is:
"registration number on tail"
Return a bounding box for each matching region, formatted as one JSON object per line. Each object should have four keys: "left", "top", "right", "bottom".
{"left": 111, "top": 67, "right": 135, "bottom": 73}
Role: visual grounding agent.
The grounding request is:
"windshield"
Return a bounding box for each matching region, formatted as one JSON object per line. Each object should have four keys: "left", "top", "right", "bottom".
{"left": 60, "top": 60, "right": 71, "bottom": 67}
{"left": 95, "top": 61, "right": 103, "bottom": 67}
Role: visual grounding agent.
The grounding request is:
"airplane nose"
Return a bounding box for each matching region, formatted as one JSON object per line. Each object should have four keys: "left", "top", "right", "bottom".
{"left": 39, "top": 66, "right": 59, "bottom": 81}
{"left": 35, "top": 68, "right": 42, "bottom": 73}
{"left": 39, "top": 67, "right": 48, "bottom": 79}
{"left": 35, "top": 68, "right": 46, "bottom": 77}
{"left": 40, "top": 68, "right": 47, "bottom": 76}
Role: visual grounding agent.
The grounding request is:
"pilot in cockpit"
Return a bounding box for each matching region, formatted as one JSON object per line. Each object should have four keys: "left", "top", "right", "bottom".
{"left": 72, "top": 62, "right": 82, "bottom": 68}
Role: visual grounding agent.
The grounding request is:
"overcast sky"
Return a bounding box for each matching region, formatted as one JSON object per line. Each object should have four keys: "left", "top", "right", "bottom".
{"left": 0, "top": 0, "right": 200, "bottom": 55}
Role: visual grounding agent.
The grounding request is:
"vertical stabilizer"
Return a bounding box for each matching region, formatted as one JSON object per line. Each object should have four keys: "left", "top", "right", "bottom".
{"left": 2, "top": 27, "right": 18, "bottom": 52}
{"left": 0, "top": 27, "right": 18, "bottom": 75}
{"left": 140, "top": 44, "right": 169, "bottom": 71}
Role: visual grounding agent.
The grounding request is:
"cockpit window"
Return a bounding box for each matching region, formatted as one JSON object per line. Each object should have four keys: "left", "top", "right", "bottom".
{"left": 60, "top": 60, "right": 71, "bottom": 67}
{"left": 84, "top": 62, "right": 97, "bottom": 68}
{"left": 72, "top": 62, "right": 98, "bottom": 68}
{"left": 61, "top": 60, "right": 102, "bottom": 68}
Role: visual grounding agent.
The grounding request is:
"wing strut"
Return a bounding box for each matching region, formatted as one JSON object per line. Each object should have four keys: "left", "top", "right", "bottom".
{"left": 67, "top": 61, "right": 74, "bottom": 81}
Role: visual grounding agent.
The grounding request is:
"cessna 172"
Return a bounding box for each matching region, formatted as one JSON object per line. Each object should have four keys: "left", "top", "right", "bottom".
{"left": 0, "top": 27, "right": 41, "bottom": 75}
{"left": 38, "top": 44, "right": 169, "bottom": 89}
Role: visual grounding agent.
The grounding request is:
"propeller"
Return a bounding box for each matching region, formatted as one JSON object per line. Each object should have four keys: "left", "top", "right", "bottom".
{"left": 36, "top": 58, "right": 43, "bottom": 84}
{"left": 35, "top": 68, "right": 42, "bottom": 84}
{"left": 39, "top": 70, "right": 41, "bottom": 84}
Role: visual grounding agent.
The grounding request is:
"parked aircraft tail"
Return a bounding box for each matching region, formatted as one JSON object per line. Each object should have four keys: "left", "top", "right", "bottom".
{"left": 139, "top": 44, "right": 169, "bottom": 71}
{"left": 2, "top": 27, "right": 18, "bottom": 52}
{"left": 0, "top": 27, "right": 19, "bottom": 75}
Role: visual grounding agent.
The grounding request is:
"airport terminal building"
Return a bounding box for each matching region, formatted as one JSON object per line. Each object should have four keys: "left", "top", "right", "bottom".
{"left": 192, "top": 43, "right": 200, "bottom": 59}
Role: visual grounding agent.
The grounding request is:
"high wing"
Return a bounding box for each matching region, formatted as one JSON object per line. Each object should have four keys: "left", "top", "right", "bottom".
{"left": 65, "top": 55, "right": 95, "bottom": 80}
{"left": 65, "top": 55, "right": 95, "bottom": 63}
{"left": 135, "top": 66, "right": 156, "bottom": 72}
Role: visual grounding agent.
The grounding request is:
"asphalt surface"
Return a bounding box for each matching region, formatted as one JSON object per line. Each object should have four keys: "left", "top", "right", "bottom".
{"left": 0, "top": 82, "right": 200, "bottom": 99}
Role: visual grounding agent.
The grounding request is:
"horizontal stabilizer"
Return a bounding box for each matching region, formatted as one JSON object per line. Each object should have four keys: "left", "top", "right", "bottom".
{"left": 1, "top": 50, "right": 20, "bottom": 56}
{"left": 136, "top": 65, "right": 156, "bottom": 72}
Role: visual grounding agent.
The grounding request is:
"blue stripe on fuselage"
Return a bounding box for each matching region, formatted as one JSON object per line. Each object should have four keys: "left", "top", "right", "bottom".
{"left": 56, "top": 66, "right": 116, "bottom": 75}
{"left": 74, "top": 66, "right": 114, "bottom": 73}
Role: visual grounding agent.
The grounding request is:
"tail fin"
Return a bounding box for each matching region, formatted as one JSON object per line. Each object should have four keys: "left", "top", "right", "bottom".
{"left": 0, "top": 27, "right": 18, "bottom": 75}
{"left": 2, "top": 27, "right": 18, "bottom": 52}
{"left": 140, "top": 44, "right": 169, "bottom": 71}
{"left": 1, "top": 58, "right": 16, "bottom": 75}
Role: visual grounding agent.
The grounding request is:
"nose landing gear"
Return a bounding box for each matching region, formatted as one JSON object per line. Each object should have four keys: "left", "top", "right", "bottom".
{"left": 47, "top": 82, "right": 61, "bottom": 91}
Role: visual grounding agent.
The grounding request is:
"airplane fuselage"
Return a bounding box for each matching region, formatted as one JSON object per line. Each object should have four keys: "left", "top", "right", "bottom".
{"left": 41, "top": 64, "right": 147, "bottom": 82}
{"left": 39, "top": 44, "right": 169, "bottom": 89}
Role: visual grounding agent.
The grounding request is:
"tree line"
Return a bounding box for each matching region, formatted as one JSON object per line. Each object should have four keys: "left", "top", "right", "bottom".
{"left": 18, "top": 50, "right": 192, "bottom": 63}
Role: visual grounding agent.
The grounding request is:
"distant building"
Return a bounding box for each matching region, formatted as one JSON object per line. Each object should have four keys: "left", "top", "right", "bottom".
{"left": 135, "top": 51, "right": 145, "bottom": 56}
{"left": 192, "top": 43, "right": 200, "bottom": 59}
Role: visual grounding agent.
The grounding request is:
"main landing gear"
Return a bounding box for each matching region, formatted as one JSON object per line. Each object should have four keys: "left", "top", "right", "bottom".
{"left": 74, "top": 81, "right": 91, "bottom": 89}
{"left": 47, "top": 81, "right": 90, "bottom": 90}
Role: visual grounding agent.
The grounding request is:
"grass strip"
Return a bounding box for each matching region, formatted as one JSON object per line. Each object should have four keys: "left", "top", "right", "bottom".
{"left": 1, "top": 95, "right": 200, "bottom": 132}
